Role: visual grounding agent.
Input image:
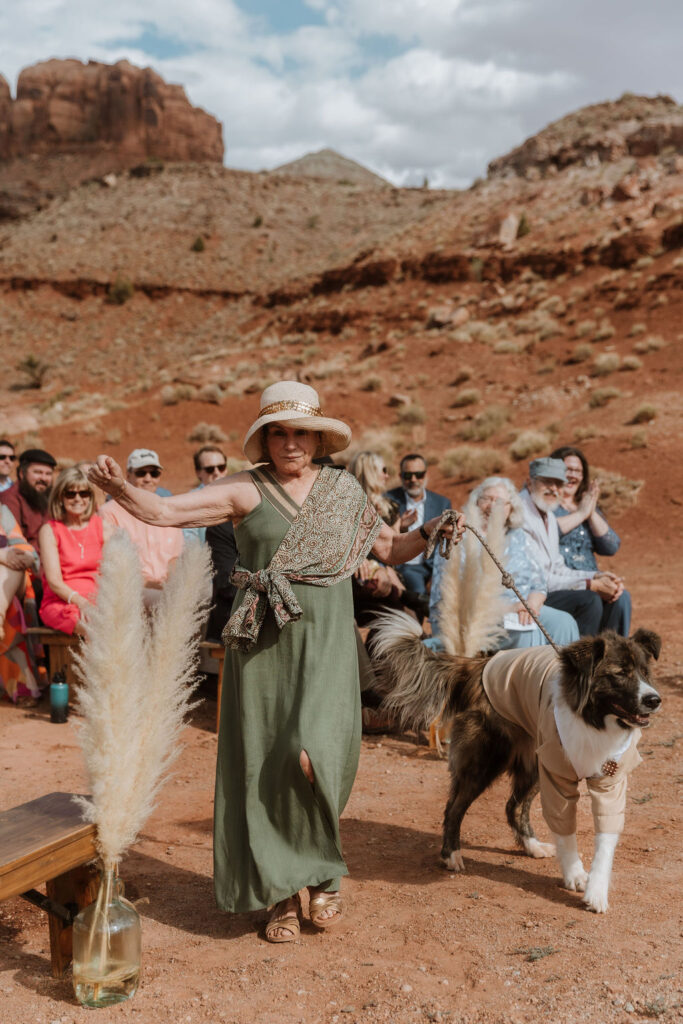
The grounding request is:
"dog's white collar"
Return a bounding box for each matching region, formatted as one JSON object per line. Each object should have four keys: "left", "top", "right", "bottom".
{"left": 552, "top": 692, "right": 632, "bottom": 780}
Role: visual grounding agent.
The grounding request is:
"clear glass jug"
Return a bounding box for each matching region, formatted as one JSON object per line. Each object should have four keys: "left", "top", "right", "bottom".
{"left": 72, "top": 864, "right": 141, "bottom": 1008}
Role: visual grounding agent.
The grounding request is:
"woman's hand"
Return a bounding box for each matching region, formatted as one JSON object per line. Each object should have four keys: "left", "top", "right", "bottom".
{"left": 517, "top": 591, "right": 546, "bottom": 626}
{"left": 577, "top": 481, "right": 599, "bottom": 519}
{"left": 89, "top": 455, "right": 126, "bottom": 497}
{"left": 424, "top": 510, "right": 466, "bottom": 546}
{"left": 0, "top": 547, "right": 34, "bottom": 571}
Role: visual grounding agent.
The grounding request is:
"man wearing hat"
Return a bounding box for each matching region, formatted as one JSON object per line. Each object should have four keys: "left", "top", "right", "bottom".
{"left": 99, "top": 448, "right": 182, "bottom": 605}
{"left": 520, "top": 458, "right": 626, "bottom": 636}
{"left": 0, "top": 448, "right": 56, "bottom": 548}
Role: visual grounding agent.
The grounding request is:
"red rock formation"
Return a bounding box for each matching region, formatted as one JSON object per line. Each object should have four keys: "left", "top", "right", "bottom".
{"left": 0, "top": 59, "right": 223, "bottom": 163}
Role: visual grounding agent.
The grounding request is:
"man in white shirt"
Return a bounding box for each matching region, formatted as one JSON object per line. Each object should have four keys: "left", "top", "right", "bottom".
{"left": 520, "top": 457, "right": 625, "bottom": 636}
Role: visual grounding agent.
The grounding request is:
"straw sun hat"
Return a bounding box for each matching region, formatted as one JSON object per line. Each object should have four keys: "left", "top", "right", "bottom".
{"left": 243, "top": 381, "right": 352, "bottom": 464}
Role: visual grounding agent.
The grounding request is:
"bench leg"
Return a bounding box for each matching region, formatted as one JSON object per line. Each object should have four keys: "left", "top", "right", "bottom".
{"left": 46, "top": 863, "right": 99, "bottom": 979}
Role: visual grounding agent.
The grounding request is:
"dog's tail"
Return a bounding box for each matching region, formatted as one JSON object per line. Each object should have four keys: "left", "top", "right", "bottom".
{"left": 368, "top": 609, "right": 467, "bottom": 730}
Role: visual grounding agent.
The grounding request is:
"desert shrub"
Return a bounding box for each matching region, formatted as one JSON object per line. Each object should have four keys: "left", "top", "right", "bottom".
{"left": 634, "top": 255, "right": 654, "bottom": 270}
{"left": 160, "top": 385, "right": 178, "bottom": 405}
{"left": 106, "top": 276, "right": 134, "bottom": 305}
{"left": 630, "top": 430, "right": 648, "bottom": 449}
{"left": 593, "top": 322, "right": 616, "bottom": 342}
{"left": 225, "top": 457, "right": 249, "bottom": 474}
{"left": 592, "top": 353, "right": 620, "bottom": 376}
{"left": 568, "top": 342, "right": 593, "bottom": 363}
{"left": 470, "top": 257, "right": 484, "bottom": 282}
{"left": 451, "top": 388, "right": 481, "bottom": 408}
{"left": 198, "top": 383, "right": 223, "bottom": 404}
{"left": 397, "top": 403, "right": 427, "bottom": 425}
{"left": 187, "top": 422, "right": 228, "bottom": 443}
{"left": 450, "top": 368, "right": 472, "bottom": 386}
{"left": 628, "top": 322, "right": 646, "bottom": 337}
{"left": 629, "top": 403, "right": 657, "bottom": 424}
{"left": 537, "top": 318, "right": 562, "bottom": 341}
{"left": 536, "top": 359, "right": 557, "bottom": 375}
{"left": 573, "top": 425, "right": 597, "bottom": 442}
{"left": 508, "top": 431, "right": 549, "bottom": 461}
{"left": 592, "top": 468, "right": 643, "bottom": 515}
{"left": 361, "top": 375, "right": 383, "bottom": 392}
{"left": 306, "top": 214, "right": 320, "bottom": 229}
{"left": 633, "top": 334, "right": 666, "bottom": 354}
{"left": 589, "top": 387, "right": 621, "bottom": 408}
{"left": 457, "top": 405, "right": 509, "bottom": 442}
{"left": 620, "top": 355, "right": 643, "bottom": 371}
{"left": 517, "top": 212, "right": 531, "bottom": 238}
{"left": 576, "top": 319, "right": 596, "bottom": 338}
{"left": 260, "top": 334, "right": 280, "bottom": 348}
{"left": 440, "top": 446, "right": 505, "bottom": 481}
{"left": 191, "top": 236, "right": 205, "bottom": 252}
{"left": 252, "top": 215, "right": 263, "bottom": 228}
{"left": 494, "top": 340, "right": 519, "bottom": 354}
{"left": 104, "top": 427, "right": 122, "bottom": 445}
{"left": 16, "top": 354, "right": 49, "bottom": 389}
{"left": 538, "top": 295, "right": 566, "bottom": 316}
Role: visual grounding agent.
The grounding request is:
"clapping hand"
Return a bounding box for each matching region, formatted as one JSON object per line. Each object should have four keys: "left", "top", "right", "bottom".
{"left": 578, "top": 481, "right": 600, "bottom": 519}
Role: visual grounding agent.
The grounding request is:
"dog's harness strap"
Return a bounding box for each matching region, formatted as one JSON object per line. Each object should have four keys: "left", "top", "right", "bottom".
{"left": 423, "top": 514, "right": 562, "bottom": 654}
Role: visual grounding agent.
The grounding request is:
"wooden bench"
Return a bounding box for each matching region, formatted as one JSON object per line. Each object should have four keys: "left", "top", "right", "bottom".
{"left": 0, "top": 792, "right": 98, "bottom": 978}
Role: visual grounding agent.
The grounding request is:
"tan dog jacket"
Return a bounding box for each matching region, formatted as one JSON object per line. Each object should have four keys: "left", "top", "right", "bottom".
{"left": 482, "top": 646, "right": 642, "bottom": 836}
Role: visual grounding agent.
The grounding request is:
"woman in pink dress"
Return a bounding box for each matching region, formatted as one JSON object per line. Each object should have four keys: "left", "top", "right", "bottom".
{"left": 39, "top": 467, "right": 111, "bottom": 634}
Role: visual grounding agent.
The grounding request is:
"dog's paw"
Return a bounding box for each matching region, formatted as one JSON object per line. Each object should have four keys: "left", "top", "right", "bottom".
{"left": 583, "top": 875, "right": 609, "bottom": 913}
{"left": 562, "top": 862, "right": 589, "bottom": 892}
{"left": 523, "top": 837, "right": 556, "bottom": 860}
{"left": 441, "top": 850, "right": 465, "bottom": 872}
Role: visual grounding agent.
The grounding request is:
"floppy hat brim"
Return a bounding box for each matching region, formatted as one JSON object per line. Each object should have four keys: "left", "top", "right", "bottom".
{"left": 243, "top": 411, "right": 351, "bottom": 464}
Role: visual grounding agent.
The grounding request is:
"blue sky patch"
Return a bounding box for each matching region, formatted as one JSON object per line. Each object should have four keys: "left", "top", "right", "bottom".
{"left": 106, "top": 23, "right": 200, "bottom": 60}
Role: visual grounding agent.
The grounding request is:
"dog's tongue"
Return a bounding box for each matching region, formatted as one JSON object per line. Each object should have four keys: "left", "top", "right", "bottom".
{"left": 613, "top": 703, "right": 649, "bottom": 727}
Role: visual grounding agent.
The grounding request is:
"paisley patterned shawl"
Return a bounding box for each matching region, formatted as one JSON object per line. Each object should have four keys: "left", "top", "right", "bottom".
{"left": 223, "top": 464, "right": 383, "bottom": 652}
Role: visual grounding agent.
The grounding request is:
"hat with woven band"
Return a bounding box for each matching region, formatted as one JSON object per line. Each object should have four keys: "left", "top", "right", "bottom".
{"left": 243, "top": 381, "right": 351, "bottom": 464}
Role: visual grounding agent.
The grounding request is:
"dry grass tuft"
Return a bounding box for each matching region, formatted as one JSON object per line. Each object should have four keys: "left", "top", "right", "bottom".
{"left": 457, "top": 405, "right": 509, "bottom": 442}
{"left": 397, "top": 403, "right": 427, "bottom": 425}
{"left": 592, "top": 353, "right": 620, "bottom": 376}
{"left": 620, "top": 355, "right": 643, "bottom": 372}
{"left": 451, "top": 388, "right": 481, "bottom": 408}
{"left": 633, "top": 334, "right": 666, "bottom": 354}
{"left": 440, "top": 446, "right": 505, "bottom": 481}
{"left": 187, "top": 422, "right": 228, "bottom": 443}
{"left": 593, "top": 468, "right": 643, "bottom": 516}
{"left": 629, "top": 404, "right": 657, "bottom": 424}
{"left": 508, "top": 430, "right": 550, "bottom": 461}
{"left": 589, "top": 387, "right": 621, "bottom": 408}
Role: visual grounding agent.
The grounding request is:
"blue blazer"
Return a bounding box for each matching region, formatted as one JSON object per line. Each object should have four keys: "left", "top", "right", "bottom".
{"left": 384, "top": 486, "right": 451, "bottom": 568}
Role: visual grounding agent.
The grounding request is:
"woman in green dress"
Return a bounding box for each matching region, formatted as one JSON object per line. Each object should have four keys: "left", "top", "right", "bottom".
{"left": 90, "top": 381, "right": 464, "bottom": 943}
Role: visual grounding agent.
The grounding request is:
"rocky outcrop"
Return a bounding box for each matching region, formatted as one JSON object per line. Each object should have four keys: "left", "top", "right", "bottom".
{"left": 0, "top": 59, "right": 223, "bottom": 164}
{"left": 488, "top": 93, "right": 683, "bottom": 179}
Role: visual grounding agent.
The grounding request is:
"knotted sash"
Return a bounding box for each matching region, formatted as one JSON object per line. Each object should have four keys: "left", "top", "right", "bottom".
{"left": 223, "top": 465, "right": 383, "bottom": 652}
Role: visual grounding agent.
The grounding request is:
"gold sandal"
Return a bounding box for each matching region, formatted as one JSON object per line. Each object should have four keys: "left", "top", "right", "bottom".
{"left": 309, "top": 890, "right": 344, "bottom": 929}
{"left": 265, "top": 895, "right": 301, "bottom": 943}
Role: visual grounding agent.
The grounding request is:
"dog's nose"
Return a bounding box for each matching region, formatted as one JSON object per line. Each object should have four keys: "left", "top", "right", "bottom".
{"left": 641, "top": 692, "right": 661, "bottom": 711}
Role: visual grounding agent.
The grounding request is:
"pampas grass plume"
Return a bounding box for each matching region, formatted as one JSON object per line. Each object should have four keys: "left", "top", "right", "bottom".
{"left": 72, "top": 531, "right": 212, "bottom": 867}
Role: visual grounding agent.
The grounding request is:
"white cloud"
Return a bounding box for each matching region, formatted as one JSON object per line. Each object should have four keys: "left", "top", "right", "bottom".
{"left": 0, "top": 0, "right": 680, "bottom": 188}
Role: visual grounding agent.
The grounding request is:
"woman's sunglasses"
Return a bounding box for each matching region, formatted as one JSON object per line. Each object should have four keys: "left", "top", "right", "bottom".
{"left": 64, "top": 489, "right": 91, "bottom": 500}
{"left": 201, "top": 463, "right": 227, "bottom": 475}
{"left": 134, "top": 467, "right": 162, "bottom": 479}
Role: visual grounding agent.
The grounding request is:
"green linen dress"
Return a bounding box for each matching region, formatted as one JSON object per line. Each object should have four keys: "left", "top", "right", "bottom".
{"left": 214, "top": 472, "right": 366, "bottom": 912}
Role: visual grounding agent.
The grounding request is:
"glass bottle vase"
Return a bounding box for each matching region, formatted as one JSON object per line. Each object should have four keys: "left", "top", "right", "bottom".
{"left": 72, "top": 864, "right": 141, "bottom": 1008}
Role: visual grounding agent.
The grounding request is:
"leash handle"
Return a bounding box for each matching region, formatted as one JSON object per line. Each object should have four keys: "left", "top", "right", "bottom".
{"left": 423, "top": 514, "right": 561, "bottom": 654}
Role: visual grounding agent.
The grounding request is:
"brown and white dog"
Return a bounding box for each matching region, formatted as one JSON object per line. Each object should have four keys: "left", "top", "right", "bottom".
{"left": 369, "top": 612, "right": 662, "bottom": 913}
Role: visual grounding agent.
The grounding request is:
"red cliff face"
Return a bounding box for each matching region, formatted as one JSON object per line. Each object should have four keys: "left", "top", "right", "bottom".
{"left": 0, "top": 58, "right": 224, "bottom": 164}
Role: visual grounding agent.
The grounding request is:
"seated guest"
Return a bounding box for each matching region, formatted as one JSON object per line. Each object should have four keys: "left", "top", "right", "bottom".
{"left": 0, "top": 439, "right": 16, "bottom": 493}
{"left": 384, "top": 452, "right": 450, "bottom": 594}
{"left": 550, "top": 444, "right": 631, "bottom": 635}
{"left": 38, "top": 467, "right": 110, "bottom": 635}
{"left": 349, "top": 451, "right": 400, "bottom": 529}
{"left": 520, "top": 458, "right": 627, "bottom": 636}
{"left": 0, "top": 448, "right": 56, "bottom": 548}
{"left": 99, "top": 448, "right": 183, "bottom": 607}
{"left": 430, "top": 476, "right": 578, "bottom": 651}
{"left": 184, "top": 445, "right": 229, "bottom": 545}
{"left": 0, "top": 505, "right": 41, "bottom": 704}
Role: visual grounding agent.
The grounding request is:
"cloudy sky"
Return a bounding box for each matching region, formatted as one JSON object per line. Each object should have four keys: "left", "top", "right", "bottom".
{"left": 1, "top": 0, "right": 681, "bottom": 187}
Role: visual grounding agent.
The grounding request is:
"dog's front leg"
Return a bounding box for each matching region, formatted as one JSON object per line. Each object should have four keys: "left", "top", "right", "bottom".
{"left": 552, "top": 832, "right": 588, "bottom": 892}
{"left": 583, "top": 832, "right": 618, "bottom": 913}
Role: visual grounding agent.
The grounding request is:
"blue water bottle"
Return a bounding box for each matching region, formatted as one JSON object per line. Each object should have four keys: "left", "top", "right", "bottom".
{"left": 50, "top": 670, "right": 69, "bottom": 723}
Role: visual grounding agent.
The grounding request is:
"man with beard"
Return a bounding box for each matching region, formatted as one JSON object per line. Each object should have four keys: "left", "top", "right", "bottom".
{"left": 519, "top": 457, "right": 626, "bottom": 636}
{"left": 384, "top": 452, "right": 451, "bottom": 594}
{"left": 0, "top": 448, "right": 56, "bottom": 548}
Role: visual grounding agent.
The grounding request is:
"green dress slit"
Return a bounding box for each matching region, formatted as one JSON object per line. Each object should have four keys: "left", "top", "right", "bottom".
{"left": 213, "top": 471, "right": 362, "bottom": 912}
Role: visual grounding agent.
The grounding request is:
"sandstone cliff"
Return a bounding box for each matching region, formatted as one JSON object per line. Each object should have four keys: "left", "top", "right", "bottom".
{"left": 0, "top": 58, "right": 223, "bottom": 164}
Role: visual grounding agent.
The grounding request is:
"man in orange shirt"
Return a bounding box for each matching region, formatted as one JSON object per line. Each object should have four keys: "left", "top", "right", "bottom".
{"left": 99, "top": 449, "right": 183, "bottom": 606}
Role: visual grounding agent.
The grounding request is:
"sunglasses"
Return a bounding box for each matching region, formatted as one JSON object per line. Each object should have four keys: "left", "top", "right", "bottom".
{"left": 134, "top": 467, "right": 162, "bottom": 479}
{"left": 402, "top": 470, "right": 426, "bottom": 480}
{"left": 0, "top": 453, "right": 16, "bottom": 461}
{"left": 200, "top": 463, "right": 227, "bottom": 475}
{"left": 64, "top": 489, "right": 91, "bottom": 500}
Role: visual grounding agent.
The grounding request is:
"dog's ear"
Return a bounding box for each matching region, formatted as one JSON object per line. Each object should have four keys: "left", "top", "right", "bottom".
{"left": 560, "top": 635, "right": 606, "bottom": 713}
{"left": 631, "top": 628, "right": 661, "bottom": 661}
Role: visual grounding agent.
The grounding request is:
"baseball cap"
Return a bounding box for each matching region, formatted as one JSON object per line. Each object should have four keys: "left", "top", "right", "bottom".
{"left": 127, "top": 448, "right": 163, "bottom": 472}
{"left": 529, "top": 457, "right": 567, "bottom": 482}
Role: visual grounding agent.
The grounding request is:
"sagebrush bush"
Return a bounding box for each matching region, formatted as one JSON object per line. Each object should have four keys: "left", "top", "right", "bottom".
{"left": 16, "top": 354, "right": 49, "bottom": 389}
{"left": 629, "top": 404, "right": 657, "bottom": 424}
{"left": 187, "top": 422, "right": 228, "bottom": 443}
{"left": 361, "top": 375, "right": 383, "bottom": 392}
{"left": 633, "top": 335, "right": 666, "bottom": 354}
{"left": 576, "top": 319, "right": 596, "bottom": 338}
{"left": 592, "top": 353, "right": 620, "bottom": 376}
{"left": 574, "top": 425, "right": 597, "bottom": 442}
{"left": 494, "top": 340, "right": 519, "bottom": 354}
{"left": 630, "top": 430, "right": 648, "bottom": 449}
{"left": 593, "top": 322, "right": 616, "bottom": 342}
{"left": 106, "top": 276, "right": 134, "bottom": 305}
{"left": 620, "top": 355, "right": 643, "bottom": 371}
{"left": 456, "top": 405, "right": 509, "bottom": 442}
{"left": 450, "top": 368, "right": 472, "bottom": 386}
{"left": 440, "top": 446, "right": 505, "bottom": 481}
{"left": 568, "top": 342, "right": 593, "bottom": 363}
{"left": 628, "top": 322, "right": 646, "bottom": 337}
{"left": 191, "top": 236, "right": 205, "bottom": 252}
{"left": 589, "top": 387, "right": 621, "bottom": 408}
{"left": 198, "top": 383, "right": 223, "bottom": 404}
{"left": 508, "top": 430, "right": 549, "bottom": 461}
{"left": 397, "top": 403, "right": 427, "bottom": 425}
{"left": 451, "top": 388, "right": 481, "bottom": 408}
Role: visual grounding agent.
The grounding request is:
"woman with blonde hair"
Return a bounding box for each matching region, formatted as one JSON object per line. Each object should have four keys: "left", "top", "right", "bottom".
{"left": 39, "top": 466, "right": 111, "bottom": 635}
{"left": 348, "top": 451, "right": 399, "bottom": 528}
